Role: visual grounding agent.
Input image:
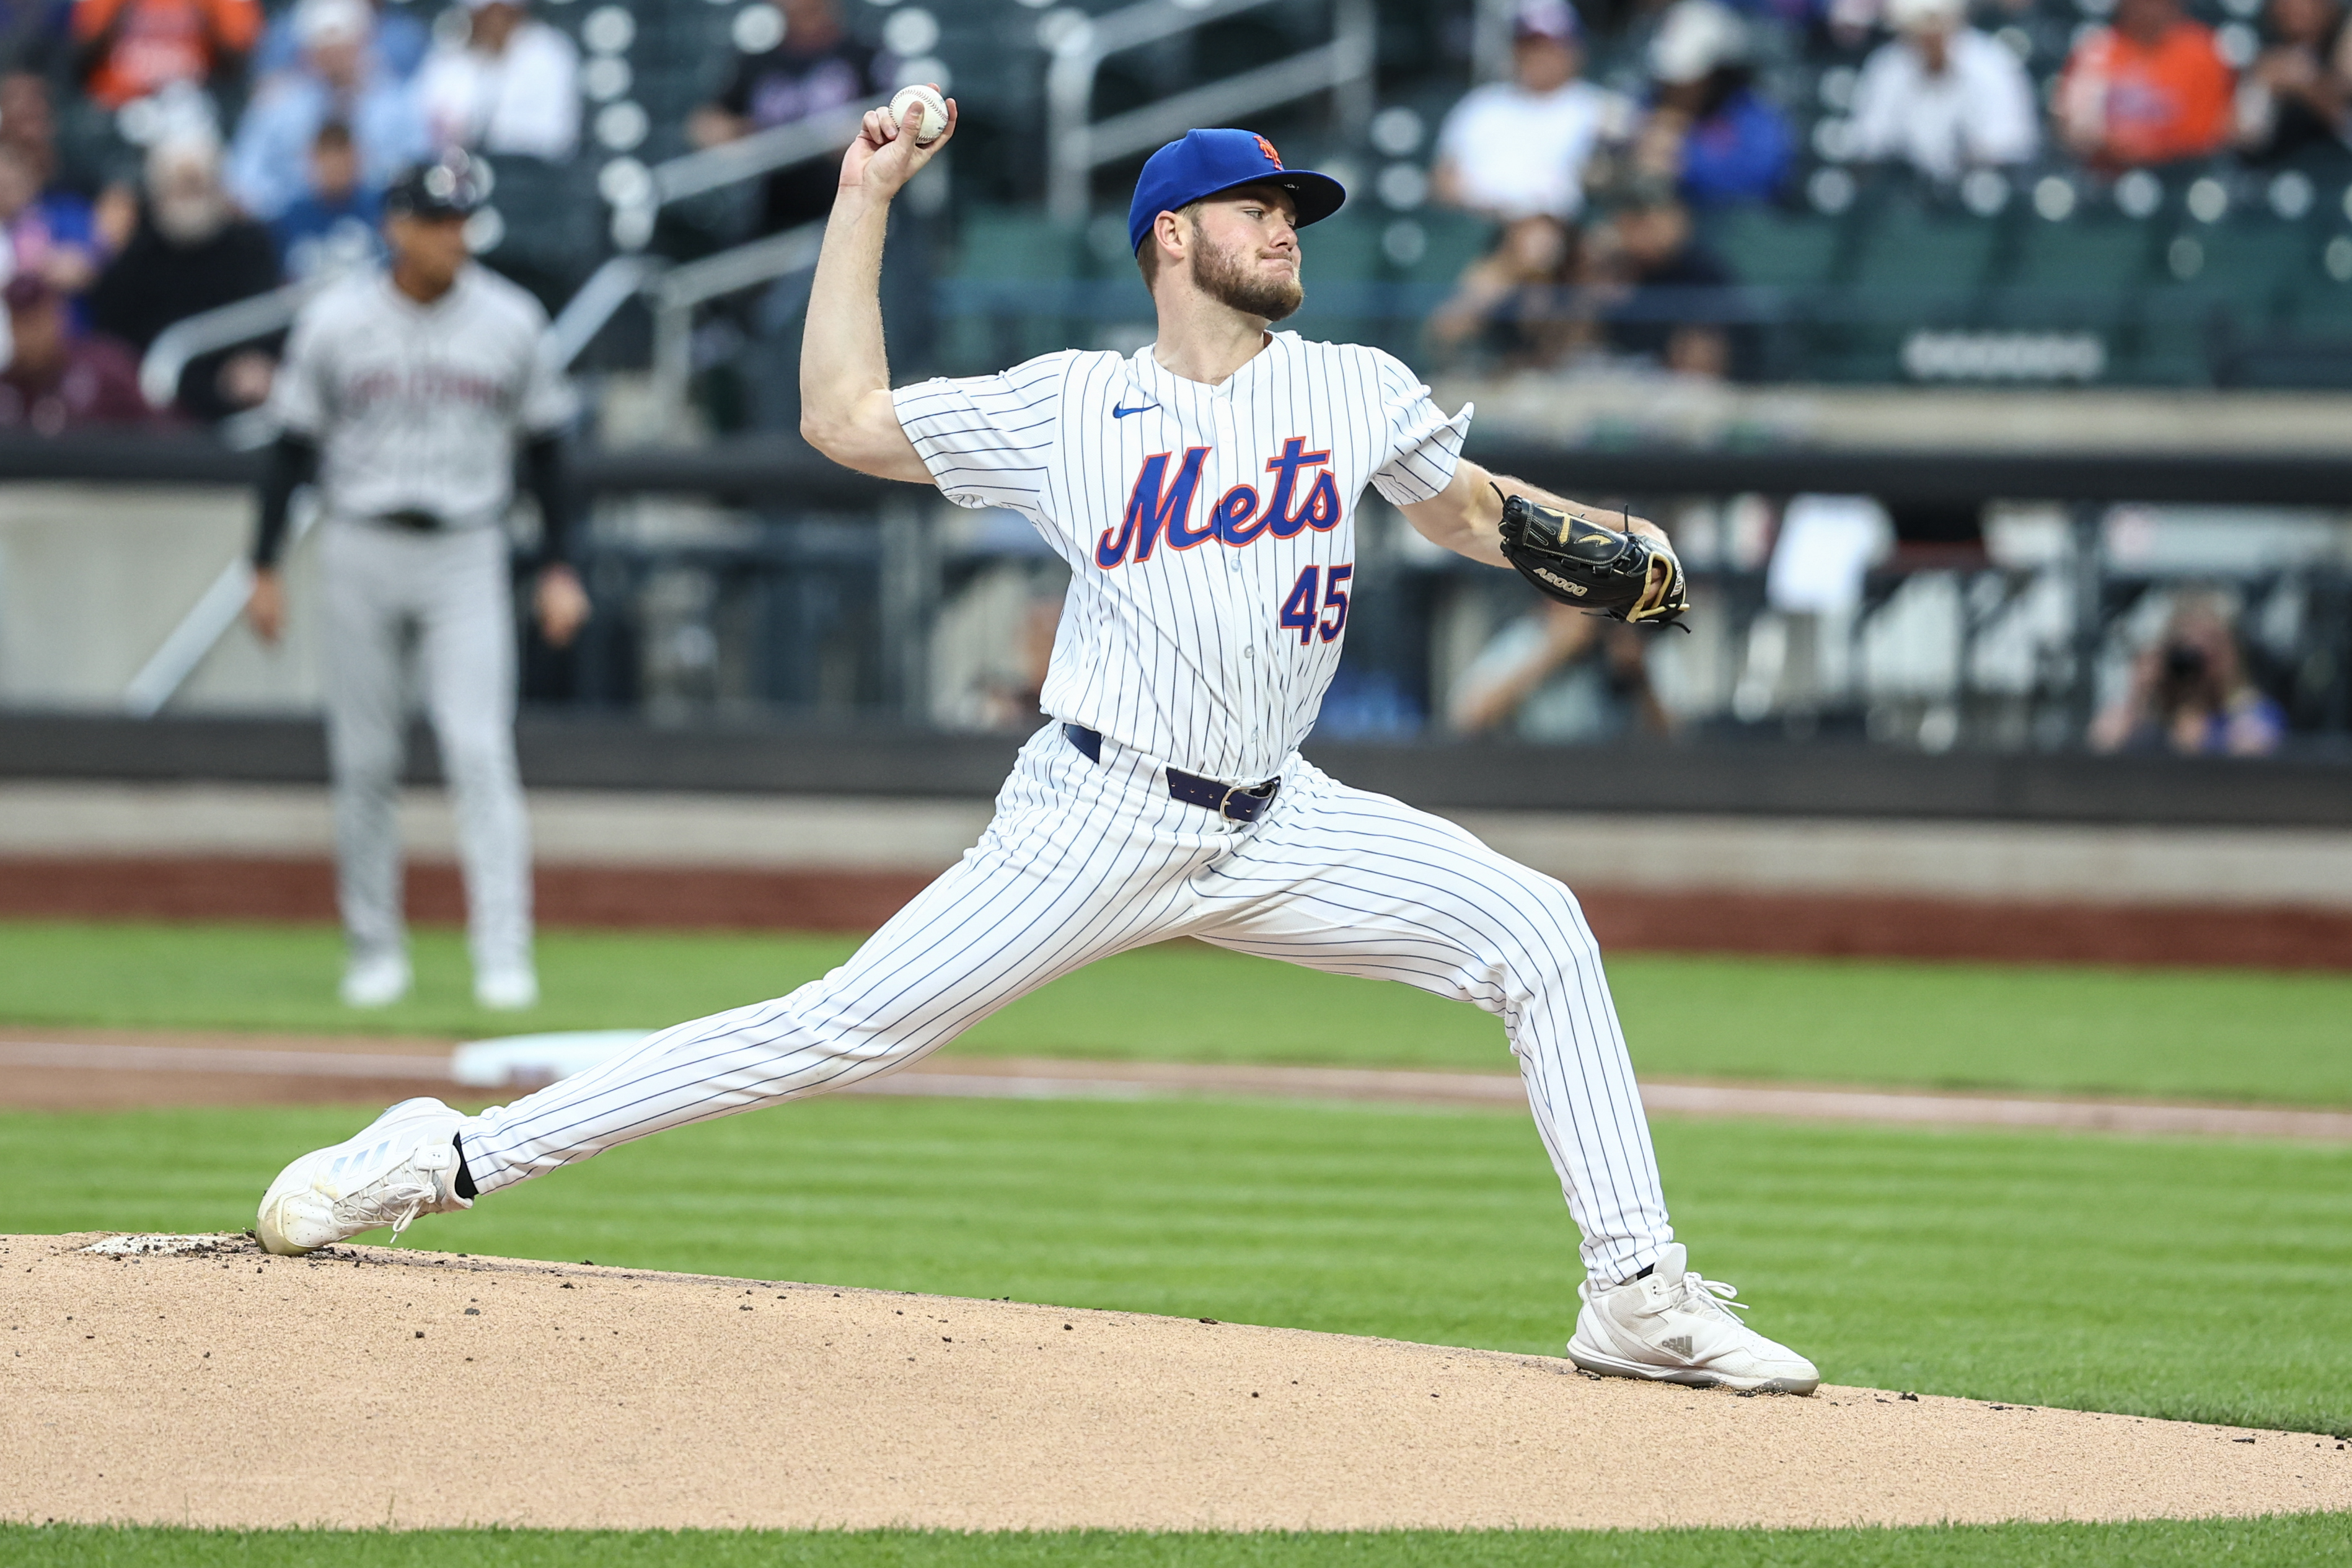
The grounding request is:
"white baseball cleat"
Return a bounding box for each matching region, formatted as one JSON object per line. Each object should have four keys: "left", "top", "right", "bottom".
{"left": 340, "top": 952, "right": 412, "bottom": 1009}
{"left": 255, "top": 1097, "right": 472, "bottom": 1256}
{"left": 1567, "top": 1243, "right": 1820, "bottom": 1394}
{"left": 473, "top": 966, "right": 539, "bottom": 1011}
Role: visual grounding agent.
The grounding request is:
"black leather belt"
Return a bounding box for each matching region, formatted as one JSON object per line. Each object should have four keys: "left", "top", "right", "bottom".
{"left": 1063, "top": 723, "right": 1280, "bottom": 824}
{"left": 374, "top": 508, "right": 446, "bottom": 532}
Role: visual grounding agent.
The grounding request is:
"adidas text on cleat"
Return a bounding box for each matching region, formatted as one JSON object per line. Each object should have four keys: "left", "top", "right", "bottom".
{"left": 255, "top": 1098, "right": 472, "bottom": 1256}
{"left": 1567, "top": 1243, "right": 1819, "bottom": 1394}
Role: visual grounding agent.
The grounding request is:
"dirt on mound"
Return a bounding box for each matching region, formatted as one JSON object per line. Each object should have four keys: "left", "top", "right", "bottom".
{"left": 4, "top": 1233, "right": 2345, "bottom": 1532}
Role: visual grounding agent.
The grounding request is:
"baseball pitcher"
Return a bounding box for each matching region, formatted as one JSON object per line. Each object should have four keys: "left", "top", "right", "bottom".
{"left": 253, "top": 113, "right": 1812, "bottom": 1394}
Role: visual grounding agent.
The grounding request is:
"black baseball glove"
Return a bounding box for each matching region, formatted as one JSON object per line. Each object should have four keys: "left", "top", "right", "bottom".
{"left": 1494, "top": 488, "right": 1690, "bottom": 628}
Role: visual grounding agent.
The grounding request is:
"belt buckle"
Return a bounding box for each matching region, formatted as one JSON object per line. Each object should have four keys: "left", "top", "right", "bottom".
{"left": 1220, "top": 778, "right": 1276, "bottom": 822}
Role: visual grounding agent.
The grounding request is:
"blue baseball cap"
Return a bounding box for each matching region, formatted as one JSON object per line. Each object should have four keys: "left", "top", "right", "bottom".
{"left": 1127, "top": 128, "right": 1347, "bottom": 257}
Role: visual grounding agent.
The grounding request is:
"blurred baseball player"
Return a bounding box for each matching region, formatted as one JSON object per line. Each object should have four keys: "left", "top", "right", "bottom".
{"left": 254, "top": 112, "right": 1817, "bottom": 1394}
{"left": 245, "top": 152, "right": 588, "bottom": 1013}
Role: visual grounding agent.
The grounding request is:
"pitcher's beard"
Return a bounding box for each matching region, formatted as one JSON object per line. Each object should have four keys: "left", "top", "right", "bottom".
{"left": 1191, "top": 237, "right": 1304, "bottom": 321}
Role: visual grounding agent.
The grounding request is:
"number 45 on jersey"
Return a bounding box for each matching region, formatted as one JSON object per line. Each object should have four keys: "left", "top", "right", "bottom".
{"left": 1280, "top": 565, "right": 1352, "bottom": 645}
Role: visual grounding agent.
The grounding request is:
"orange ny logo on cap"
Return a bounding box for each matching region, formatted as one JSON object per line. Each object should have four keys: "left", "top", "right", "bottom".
{"left": 1254, "top": 134, "right": 1283, "bottom": 169}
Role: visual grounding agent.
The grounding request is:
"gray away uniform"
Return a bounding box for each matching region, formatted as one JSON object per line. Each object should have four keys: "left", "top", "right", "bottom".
{"left": 263, "top": 265, "right": 578, "bottom": 982}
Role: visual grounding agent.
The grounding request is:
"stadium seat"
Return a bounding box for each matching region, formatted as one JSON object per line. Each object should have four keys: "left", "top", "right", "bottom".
{"left": 2287, "top": 235, "right": 2352, "bottom": 330}
{"left": 1814, "top": 202, "right": 2007, "bottom": 381}
{"left": 1290, "top": 209, "right": 1393, "bottom": 353}
{"left": 1691, "top": 207, "right": 1845, "bottom": 379}
{"left": 478, "top": 154, "right": 607, "bottom": 310}
{"left": 939, "top": 206, "right": 1095, "bottom": 368}
{"left": 1848, "top": 205, "right": 2005, "bottom": 298}
{"left": 1990, "top": 215, "right": 2157, "bottom": 330}
{"left": 1392, "top": 210, "right": 1495, "bottom": 288}
{"left": 1702, "top": 207, "right": 1848, "bottom": 291}
{"left": 2128, "top": 221, "right": 2310, "bottom": 384}
{"left": 953, "top": 208, "right": 1089, "bottom": 283}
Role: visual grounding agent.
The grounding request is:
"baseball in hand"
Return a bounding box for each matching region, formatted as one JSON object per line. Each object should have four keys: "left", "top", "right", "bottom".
{"left": 889, "top": 84, "right": 948, "bottom": 146}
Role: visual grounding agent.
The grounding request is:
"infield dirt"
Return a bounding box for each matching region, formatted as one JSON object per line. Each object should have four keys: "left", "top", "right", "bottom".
{"left": 6, "top": 1233, "right": 2348, "bottom": 1531}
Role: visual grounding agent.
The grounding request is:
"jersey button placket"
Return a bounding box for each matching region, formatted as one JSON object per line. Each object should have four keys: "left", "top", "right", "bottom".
{"left": 1215, "top": 399, "right": 1243, "bottom": 570}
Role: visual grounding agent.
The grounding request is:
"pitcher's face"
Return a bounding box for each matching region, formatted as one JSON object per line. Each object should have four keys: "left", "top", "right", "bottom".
{"left": 1188, "top": 185, "right": 1304, "bottom": 322}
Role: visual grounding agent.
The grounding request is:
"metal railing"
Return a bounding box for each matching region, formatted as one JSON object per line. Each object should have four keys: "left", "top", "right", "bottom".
{"left": 649, "top": 105, "right": 865, "bottom": 211}
{"left": 602, "top": 104, "right": 864, "bottom": 250}
{"left": 126, "top": 277, "right": 339, "bottom": 718}
{"left": 1044, "top": 0, "right": 1378, "bottom": 222}
{"left": 143, "top": 95, "right": 860, "bottom": 407}
{"left": 141, "top": 113, "right": 855, "bottom": 412}
{"left": 539, "top": 225, "right": 827, "bottom": 431}
{"left": 137, "top": 277, "right": 328, "bottom": 413}
{"left": 41, "top": 425, "right": 2352, "bottom": 738}
{"left": 545, "top": 253, "right": 663, "bottom": 369}
{"left": 118, "top": 262, "right": 652, "bottom": 717}
{"left": 118, "top": 221, "right": 827, "bottom": 716}
{"left": 118, "top": 53, "right": 874, "bottom": 715}
{"left": 646, "top": 222, "right": 827, "bottom": 418}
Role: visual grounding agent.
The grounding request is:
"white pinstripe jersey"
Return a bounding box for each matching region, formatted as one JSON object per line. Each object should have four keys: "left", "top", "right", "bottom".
{"left": 896, "top": 332, "right": 1471, "bottom": 782}
{"left": 268, "top": 265, "right": 578, "bottom": 530}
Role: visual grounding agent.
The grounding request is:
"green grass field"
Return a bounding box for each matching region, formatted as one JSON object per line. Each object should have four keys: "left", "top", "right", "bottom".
{"left": 10, "top": 917, "right": 2348, "bottom": 1562}
{"left": 10, "top": 1096, "right": 2350, "bottom": 1437}
{"left": 5, "top": 918, "right": 2350, "bottom": 1104}
{"left": 6, "top": 1517, "right": 2350, "bottom": 1567}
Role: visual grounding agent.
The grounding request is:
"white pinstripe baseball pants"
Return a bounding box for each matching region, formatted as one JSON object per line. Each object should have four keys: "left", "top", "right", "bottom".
{"left": 457, "top": 723, "right": 1673, "bottom": 1283}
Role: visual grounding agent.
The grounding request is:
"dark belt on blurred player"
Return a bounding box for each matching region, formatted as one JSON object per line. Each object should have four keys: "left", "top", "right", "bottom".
{"left": 1063, "top": 723, "right": 1280, "bottom": 824}
{"left": 372, "top": 508, "right": 447, "bottom": 532}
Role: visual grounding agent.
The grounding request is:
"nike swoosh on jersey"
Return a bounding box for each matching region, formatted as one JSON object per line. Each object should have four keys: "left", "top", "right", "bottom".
{"left": 1111, "top": 402, "right": 1159, "bottom": 418}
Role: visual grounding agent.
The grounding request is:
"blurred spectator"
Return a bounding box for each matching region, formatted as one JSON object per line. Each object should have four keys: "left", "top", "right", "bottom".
{"left": 1448, "top": 599, "right": 1668, "bottom": 742}
{"left": 2234, "top": 0, "right": 2352, "bottom": 162}
{"left": 0, "top": 143, "right": 102, "bottom": 300}
{"left": 1573, "top": 175, "right": 1738, "bottom": 376}
{"left": 0, "top": 275, "right": 154, "bottom": 431}
{"left": 2056, "top": 0, "right": 2234, "bottom": 170}
{"left": 1431, "top": 0, "right": 1619, "bottom": 224}
{"left": 87, "top": 133, "right": 279, "bottom": 419}
{"left": 1427, "top": 212, "right": 1577, "bottom": 367}
{"left": 0, "top": 0, "right": 71, "bottom": 75}
{"left": 271, "top": 120, "right": 383, "bottom": 278}
{"left": 1430, "top": 175, "right": 1740, "bottom": 374}
{"left": 2091, "top": 596, "right": 2285, "bottom": 755}
{"left": 70, "top": 0, "right": 258, "bottom": 110}
{"left": 1849, "top": 0, "right": 2039, "bottom": 181}
{"left": 226, "top": 0, "right": 428, "bottom": 223}
{"left": 417, "top": 0, "right": 577, "bottom": 161}
{"left": 690, "top": 0, "right": 883, "bottom": 235}
{"left": 1, "top": 72, "right": 68, "bottom": 194}
{"left": 0, "top": 68, "right": 136, "bottom": 264}
{"left": 254, "top": 0, "right": 426, "bottom": 84}
{"left": 1641, "top": 1, "right": 1793, "bottom": 207}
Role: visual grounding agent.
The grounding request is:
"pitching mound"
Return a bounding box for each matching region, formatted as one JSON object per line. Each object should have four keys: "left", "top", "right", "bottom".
{"left": 6, "top": 1233, "right": 2346, "bottom": 1532}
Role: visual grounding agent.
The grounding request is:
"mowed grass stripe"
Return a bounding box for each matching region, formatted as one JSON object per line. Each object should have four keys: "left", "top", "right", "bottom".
{"left": 4, "top": 920, "right": 2351, "bottom": 1105}
{"left": 4, "top": 1517, "right": 2350, "bottom": 1566}
{"left": 8, "top": 1096, "right": 2348, "bottom": 1435}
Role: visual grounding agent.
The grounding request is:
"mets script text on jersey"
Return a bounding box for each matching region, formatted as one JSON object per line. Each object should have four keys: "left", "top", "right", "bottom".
{"left": 1096, "top": 438, "right": 1344, "bottom": 568}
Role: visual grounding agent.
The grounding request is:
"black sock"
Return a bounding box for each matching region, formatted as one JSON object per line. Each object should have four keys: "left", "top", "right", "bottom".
{"left": 451, "top": 1135, "right": 477, "bottom": 1202}
{"left": 1633, "top": 1263, "right": 1654, "bottom": 1280}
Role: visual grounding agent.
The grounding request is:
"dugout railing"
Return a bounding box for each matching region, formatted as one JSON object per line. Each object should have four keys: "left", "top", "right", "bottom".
{"left": 1, "top": 431, "right": 2345, "bottom": 762}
